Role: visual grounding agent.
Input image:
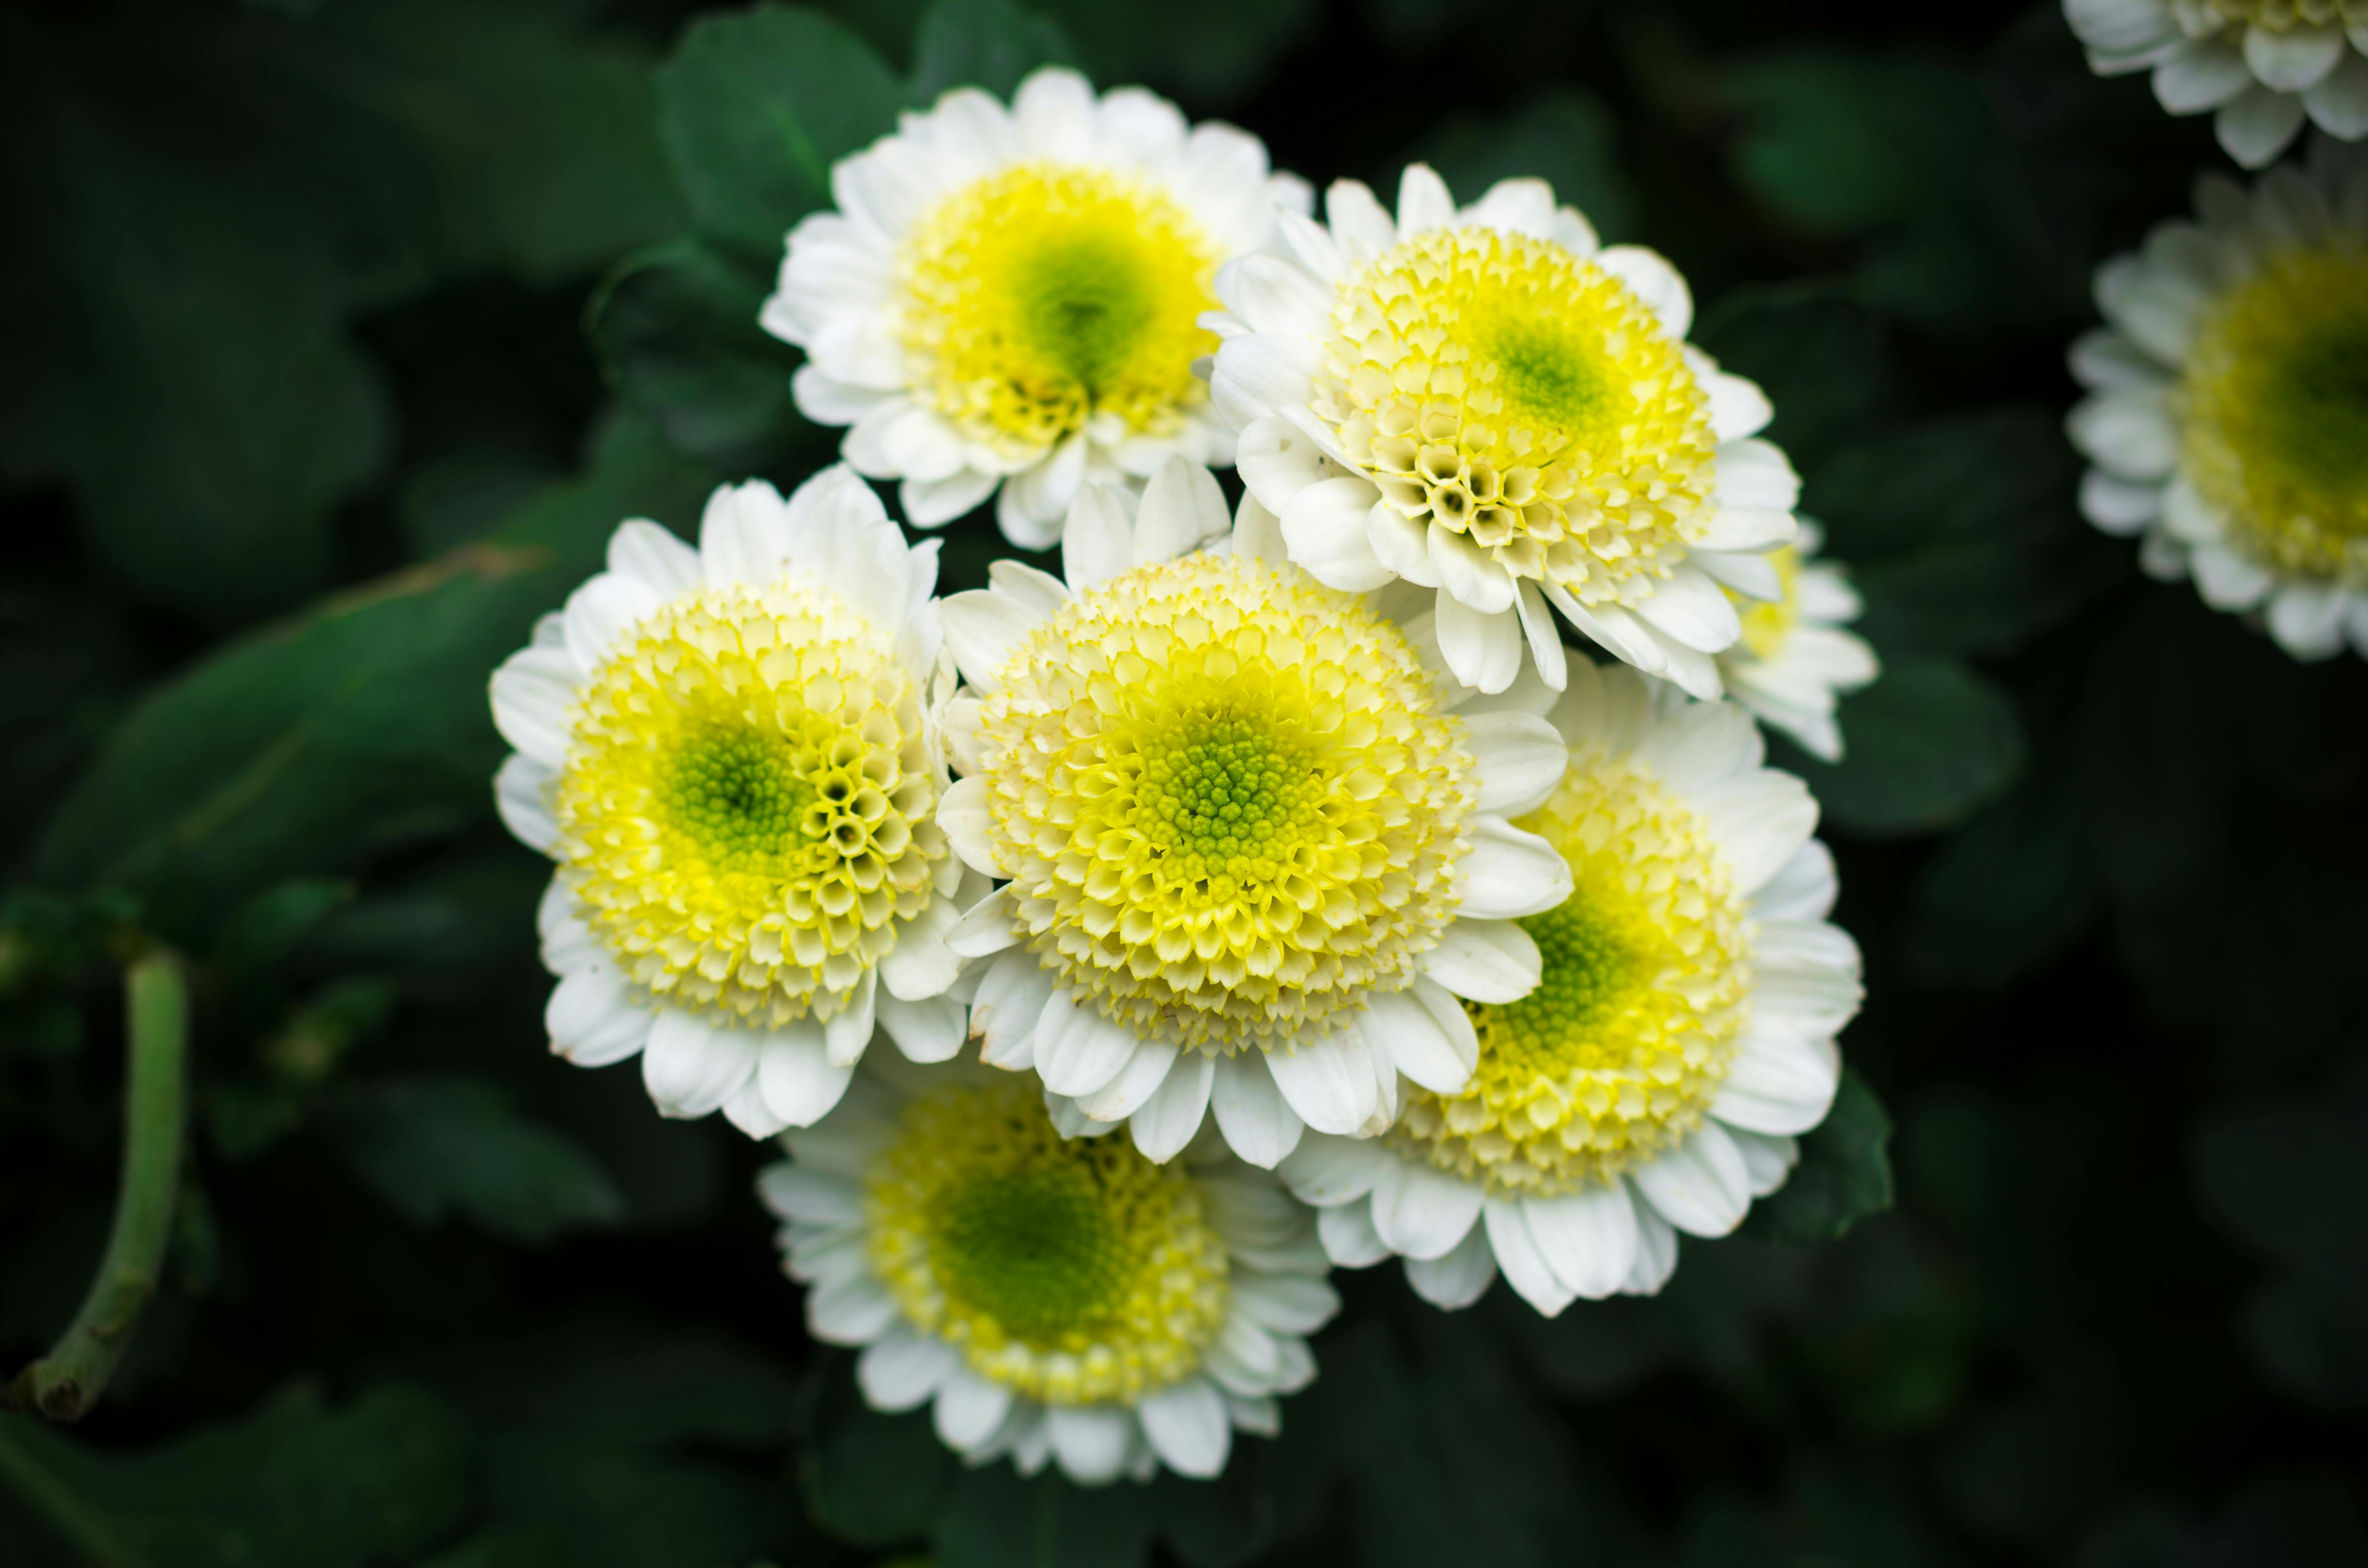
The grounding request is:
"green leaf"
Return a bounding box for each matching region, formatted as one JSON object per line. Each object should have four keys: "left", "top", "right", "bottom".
{"left": 0, "top": 16, "right": 390, "bottom": 626}
{"left": 1415, "top": 88, "right": 1635, "bottom": 243}
{"left": 1814, "top": 407, "right": 2127, "bottom": 659}
{"left": 0, "top": 1384, "right": 470, "bottom": 1568}
{"left": 27, "top": 421, "right": 714, "bottom": 927}
{"left": 911, "top": 0, "right": 1079, "bottom": 101}
{"left": 1744, "top": 1070, "right": 1896, "bottom": 1245}
{"left": 1775, "top": 654, "right": 2023, "bottom": 839}
{"left": 656, "top": 5, "right": 907, "bottom": 262}
{"left": 589, "top": 238, "right": 812, "bottom": 470}
{"left": 320, "top": 1075, "right": 626, "bottom": 1244}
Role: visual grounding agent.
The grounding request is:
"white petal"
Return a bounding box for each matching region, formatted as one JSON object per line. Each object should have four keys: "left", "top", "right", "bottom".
{"left": 546, "top": 964, "right": 652, "bottom": 1067}
{"left": 1631, "top": 1121, "right": 1754, "bottom": 1237}
{"left": 758, "top": 1163, "right": 861, "bottom": 1225}
{"left": 1210, "top": 1052, "right": 1304, "bottom": 1167}
{"left": 1370, "top": 1159, "right": 1485, "bottom": 1260}
{"left": 1080, "top": 1039, "right": 1180, "bottom": 1122}
{"left": 1623, "top": 1200, "right": 1680, "bottom": 1295}
{"left": 2067, "top": 387, "right": 2179, "bottom": 480}
{"left": 641, "top": 1011, "right": 758, "bottom": 1118}
{"left": 1465, "top": 710, "right": 1570, "bottom": 814}
{"left": 2154, "top": 38, "right": 2254, "bottom": 111}
{"left": 1135, "top": 456, "right": 1233, "bottom": 563}
{"left": 1711, "top": 437, "right": 1801, "bottom": 513}
{"left": 1402, "top": 1221, "right": 1498, "bottom": 1309}
{"left": 1061, "top": 482, "right": 1136, "bottom": 591}
{"left": 1713, "top": 1028, "right": 1842, "bottom": 1135}
{"left": 901, "top": 467, "right": 998, "bottom": 528}
{"left": 1132, "top": 1051, "right": 1215, "bottom": 1162}
{"left": 1360, "top": 981, "right": 1479, "bottom": 1093}
{"left": 1396, "top": 162, "right": 1457, "bottom": 232}
{"left": 1317, "top": 1197, "right": 1391, "bottom": 1266}
{"left": 756, "top": 1024, "right": 855, "bottom": 1128}
{"left": 493, "top": 753, "right": 557, "bottom": 852}
{"left": 1236, "top": 413, "right": 1332, "bottom": 514}
{"left": 2246, "top": 20, "right": 2345, "bottom": 92}
{"left": 489, "top": 646, "right": 580, "bottom": 769}
{"left": 858, "top": 1329, "right": 960, "bottom": 1412}
{"left": 1695, "top": 770, "right": 1820, "bottom": 895}
{"left": 2216, "top": 83, "right": 2308, "bottom": 168}
{"left": 1592, "top": 245, "right": 1693, "bottom": 338}
{"left": 1033, "top": 991, "right": 1143, "bottom": 1098}
{"left": 946, "top": 886, "right": 1021, "bottom": 957}
{"left": 2191, "top": 543, "right": 2276, "bottom": 608}
{"left": 1483, "top": 1197, "right": 1577, "bottom": 1316}
{"left": 1433, "top": 591, "right": 1524, "bottom": 694}
{"left": 1281, "top": 476, "right": 1395, "bottom": 591}
{"left": 1137, "top": 1377, "right": 1231, "bottom": 1479}
{"left": 1209, "top": 332, "right": 1323, "bottom": 430}
{"left": 809, "top": 1274, "right": 899, "bottom": 1344}
{"left": 822, "top": 973, "right": 876, "bottom": 1069}
{"left": 1706, "top": 372, "right": 1774, "bottom": 442}
{"left": 939, "top": 589, "right": 1042, "bottom": 692}
{"left": 1633, "top": 563, "right": 1744, "bottom": 654}
{"left": 1456, "top": 816, "right": 1574, "bottom": 919}
{"left": 606, "top": 518, "right": 700, "bottom": 597}
{"left": 1418, "top": 918, "right": 1542, "bottom": 1005}
{"left": 2303, "top": 47, "right": 2368, "bottom": 135}
{"left": 1325, "top": 178, "right": 1398, "bottom": 258}
{"left": 878, "top": 992, "right": 966, "bottom": 1064}
{"left": 1522, "top": 1184, "right": 1640, "bottom": 1300}
{"left": 973, "top": 949, "right": 1053, "bottom": 1070}
{"left": 934, "top": 1368, "right": 1014, "bottom": 1451}
{"left": 1754, "top": 839, "right": 1840, "bottom": 922}
{"left": 1047, "top": 1405, "right": 1134, "bottom": 1486}
{"left": 1466, "top": 175, "right": 1557, "bottom": 237}
{"left": 1514, "top": 579, "right": 1568, "bottom": 693}
{"left": 935, "top": 776, "right": 999, "bottom": 880}
{"left": 1263, "top": 1034, "right": 1376, "bottom": 1136}
{"left": 2079, "top": 469, "right": 2165, "bottom": 535}
{"left": 2266, "top": 580, "right": 2352, "bottom": 659}
{"left": 698, "top": 479, "right": 792, "bottom": 584}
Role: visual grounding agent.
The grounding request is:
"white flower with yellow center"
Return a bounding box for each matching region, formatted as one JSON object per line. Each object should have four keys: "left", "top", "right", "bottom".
{"left": 2067, "top": 0, "right": 2368, "bottom": 168}
{"left": 762, "top": 67, "right": 1307, "bottom": 549}
{"left": 488, "top": 468, "right": 984, "bottom": 1136}
{"left": 2067, "top": 138, "right": 2368, "bottom": 659}
{"left": 934, "top": 457, "right": 1576, "bottom": 1169}
{"left": 762, "top": 1051, "right": 1337, "bottom": 1484}
{"left": 1204, "top": 165, "right": 1799, "bottom": 700}
{"left": 1276, "top": 662, "right": 1862, "bottom": 1314}
{"left": 1712, "top": 522, "right": 1881, "bottom": 763}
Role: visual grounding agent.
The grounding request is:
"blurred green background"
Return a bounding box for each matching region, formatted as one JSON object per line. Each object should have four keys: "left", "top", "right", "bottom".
{"left": 2, "top": 0, "right": 2365, "bottom": 1564}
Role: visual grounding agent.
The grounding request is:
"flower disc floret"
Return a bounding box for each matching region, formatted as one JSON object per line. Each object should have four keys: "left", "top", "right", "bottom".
{"left": 555, "top": 580, "right": 946, "bottom": 1024}
{"left": 866, "top": 1078, "right": 1230, "bottom": 1404}
{"left": 975, "top": 552, "right": 1476, "bottom": 1052}
{"left": 2180, "top": 242, "right": 2368, "bottom": 582}
{"left": 1390, "top": 758, "right": 1749, "bottom": 1195}
{"left": 899, "top": 164, "right": 1222, "bottom": 456}
{"left": 1317, "top": 226, "right": 1718, "bottom": 607}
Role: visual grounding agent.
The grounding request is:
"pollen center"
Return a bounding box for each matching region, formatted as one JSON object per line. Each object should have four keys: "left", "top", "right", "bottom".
{"left": 1310, "top": 225, "right": 1718, "bottom": 607}
{"left": 866, "top": 1079, "right": 1230, "bottom": 1404}
{"left": 2182, "top": 242, "right": 2368, "bottom": 583}
{"left": 554, "top": 579, "right": 948, "bottom": 1026}
{"left": 976, "top": 552, "right": 1476, "bottom": 1053}
{"left": 1389, "top": 757, "right": 1750, "bottom": 1195}
{"left": 898, "top": 163, "right": 1222, "bottom": 454}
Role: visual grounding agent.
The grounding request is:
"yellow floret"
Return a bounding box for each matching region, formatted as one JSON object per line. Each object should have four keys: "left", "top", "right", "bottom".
{"left": 866, "top": 1079, "right": 1230, "bottom": 1405}
{"left": 1391, "top": 756, "right": 1751, "bottom": 1194}
{"left": 975, "top": 553, "right": 1476, "bottom": 1053}
{"left": 1311, "top": 225, "right": 1719, "bottom": 607}
{"left": 898, "top": 162, "right": 1221, "bottom": 456}
{"left": 554, "top": 579, "right": 947, "bottom": 1025}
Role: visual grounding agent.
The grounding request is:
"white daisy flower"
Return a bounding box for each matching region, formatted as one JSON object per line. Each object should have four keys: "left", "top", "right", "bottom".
{"left": 488, "top": 468, "right": 985, "bottom": 1136}
{"left": 761, "top": 66, "right": 1308, "bottom": 549}
{"left": 1712, "top": 522, "right": 1881, "bottom": 763}
{"left": 1277, "top": 661, "right": 1863, "bottom": 1314}
{"left": 936, "top": 456, "right": 1577, "bottom": 1170}
{"left": 761, "top": 1051, "right": 1338, "bottom": 1484}
{"left": 1204, "top": 164, "right": 1800, "bottom": 699}
{"left": 2066, "top": 137, "right": 2368, "bottom": 660}
{"left": 2066, "top": 0, "right": 2368, "bottom": 169}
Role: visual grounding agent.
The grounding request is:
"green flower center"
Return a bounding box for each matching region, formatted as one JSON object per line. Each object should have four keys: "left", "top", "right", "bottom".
{"left": 660, "top": 725, "right": 832, "bottom": 877}
{"left": 1134, "top": 714, "right": 1322, "bottom": 877}
{"left": 1480, "top": 316, "right": 1616, "bottom": 436}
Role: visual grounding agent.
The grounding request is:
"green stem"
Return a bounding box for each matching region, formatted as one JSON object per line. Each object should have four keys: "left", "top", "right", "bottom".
{"left": 7, "top": 954, "right": 188, "bottom": 1423}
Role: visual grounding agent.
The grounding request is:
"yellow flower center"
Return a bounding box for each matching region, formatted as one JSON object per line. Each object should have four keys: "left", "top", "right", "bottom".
{"left": 2177, "top": 0, "right": 2366, "bottom": 37}
{"left": 1311, "top": 225, "right": 1718, "bottom": 606}
{"left": 554, "top": 579, "right": 947, "bottom": 1025}
{"left": 976, "top": 553, "right": 1475, "bottom": 1053}
{"left": 866, "top": 1079, "right": 1230, "bottom": 1405}
{"left": 1390, "top": 757, "right": 1750, "bottom": 1195}
{"left": 2181, "top": 241, "right": 2368, "bottom": 584}
{"left": 897, "top": 163, "right": 1221, "bottom": 455}
{"left": 1730, "top": 545, "right": 1802, "bottom": 661}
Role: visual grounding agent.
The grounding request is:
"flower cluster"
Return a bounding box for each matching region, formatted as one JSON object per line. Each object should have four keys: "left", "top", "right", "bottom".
{"left": 485, "top": 63, "right": 1886, "bottom": 1486}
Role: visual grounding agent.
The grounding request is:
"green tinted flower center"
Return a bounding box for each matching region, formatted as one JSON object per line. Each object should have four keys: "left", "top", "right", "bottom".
{"left": 931, "top": 1167, "right": 1130, "bottom": 1343}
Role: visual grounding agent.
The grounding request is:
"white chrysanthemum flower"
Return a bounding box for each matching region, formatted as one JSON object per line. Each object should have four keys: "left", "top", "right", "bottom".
{"left": 2066, "top": 0, "right": 2368, "bottom": 168}
{"left": 1277, "top": 662, "right": 1863, "bottom": 1314}
{"left": 488, "top": 468, "right": 986, "bottom": 1136}
{"left": 761, "top": 67, "right": 1307, "bottom": 549}
{"left": 1711, "top": 522, "right": 1880, "bottom": 763}
{"left": 1204, "top": 164, "right": 1800, "bottom": 699}
{"left": 934, "top": 457, "right": 1576, "bottom": 1170}
{"left": 761, "top": 1051, "right": 1338, "bottom": 1484}
{"left": 2066, "top": 138, "right": 2368, "bottom": 659}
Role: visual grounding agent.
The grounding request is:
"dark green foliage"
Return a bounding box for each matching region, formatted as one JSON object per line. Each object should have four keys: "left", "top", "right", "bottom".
{"left": 2, "top": 0, "right": 2363, "bottom": 1566}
